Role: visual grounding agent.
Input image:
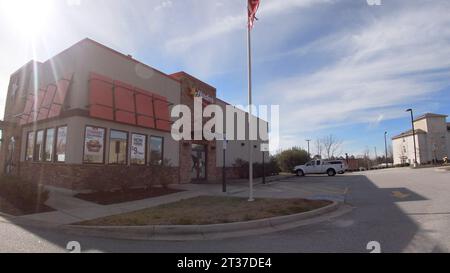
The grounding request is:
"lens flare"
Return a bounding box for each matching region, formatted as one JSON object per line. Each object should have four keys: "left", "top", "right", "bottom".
{"left": 0, "top": 0, "right": 54, "bottom": 38}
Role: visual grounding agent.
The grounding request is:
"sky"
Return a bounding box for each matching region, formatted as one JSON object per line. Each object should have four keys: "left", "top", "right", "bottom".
{"left": 0, "top": 0, "right": 449, "bottom": 157}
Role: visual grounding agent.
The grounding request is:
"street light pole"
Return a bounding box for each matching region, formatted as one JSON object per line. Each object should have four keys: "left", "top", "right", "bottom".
{"left": 262, "top": 148, "right": 266, "bottom": 184}
{"left": 406, "top": 109, "right": 418, "bottom": 166}
{"left": 222, "top": 139, "right": 227, "bottom": 193}
{"left": 384, "top": 131, "right": 388, "bottom": 168}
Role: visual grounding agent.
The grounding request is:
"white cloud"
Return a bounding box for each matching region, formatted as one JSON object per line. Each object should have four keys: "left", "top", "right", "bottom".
{"left": 154, "top": 0, "right": 173, "bottom": 12}
{"left": 259, "top": 1, "right": 450, "bottom": 151}
{"left": 165, "top": 0, "right": 331, "bottom": 53}
{"left": 0, "top": 0, "right": 449, "bottom": 158}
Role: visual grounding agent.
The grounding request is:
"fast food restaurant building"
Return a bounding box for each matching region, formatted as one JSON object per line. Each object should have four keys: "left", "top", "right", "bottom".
{"left": 0, "top": 38, "right": 268, "bottom": 190}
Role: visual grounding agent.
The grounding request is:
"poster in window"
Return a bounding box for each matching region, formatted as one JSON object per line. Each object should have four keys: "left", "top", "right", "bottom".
{"left": 131, "top": 134, "right": 146, "bottom": 165}
{"left": 84, "top": 126, "right": 105, "bottom": 163}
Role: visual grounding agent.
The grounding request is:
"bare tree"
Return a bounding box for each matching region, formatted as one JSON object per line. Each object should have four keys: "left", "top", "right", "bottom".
{"left": 321, "top": 135, "right": 342, "bottom": 159}
{"left": 388, "top": 144, "right": 393, "bottom": 162}
{"left": 315, "top": 139, "right": 322, "bottom": 158}
{"left": 363, "top": 146, "right": 371, "bottom": 169}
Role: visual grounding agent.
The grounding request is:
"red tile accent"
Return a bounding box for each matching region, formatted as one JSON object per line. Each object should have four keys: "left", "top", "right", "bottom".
{"left": 137, "top": 115, "right": 155, "bottom": 128}
{"left": 115, "top": 110, "right": 136, "bottom": 125}
{"left": 90, "top": 105, "right": 114, "bottom": 121}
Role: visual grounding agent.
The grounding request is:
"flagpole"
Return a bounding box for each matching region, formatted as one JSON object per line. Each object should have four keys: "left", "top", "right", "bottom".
{"left": 247, "top": 23, "right": 254, "bottom": 202}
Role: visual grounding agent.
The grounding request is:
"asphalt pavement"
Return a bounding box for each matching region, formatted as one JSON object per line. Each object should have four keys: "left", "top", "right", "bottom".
{"left": 1, "top": 167, "right": 449, "bottom": 253}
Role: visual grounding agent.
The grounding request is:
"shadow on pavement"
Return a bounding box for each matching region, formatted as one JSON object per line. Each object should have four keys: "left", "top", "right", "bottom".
{"left": 1, "top": 173, "right": 446, "bottom": 253}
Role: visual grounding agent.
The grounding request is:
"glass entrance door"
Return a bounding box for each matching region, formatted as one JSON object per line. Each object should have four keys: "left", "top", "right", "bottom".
{"left": 191, "top": 144, "right": 206, "bottom": 181}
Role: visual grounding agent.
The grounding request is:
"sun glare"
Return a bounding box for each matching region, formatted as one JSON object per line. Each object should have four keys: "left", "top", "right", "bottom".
{"left": 0, "top": 0, "right": 54, "bottom": 38}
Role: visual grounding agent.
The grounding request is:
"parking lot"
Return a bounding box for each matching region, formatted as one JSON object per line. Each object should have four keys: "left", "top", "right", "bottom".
{"left": 1, "top": 167, "right": 450, "bottom": 252}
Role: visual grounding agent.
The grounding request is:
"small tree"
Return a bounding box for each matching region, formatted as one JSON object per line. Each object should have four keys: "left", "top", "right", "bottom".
{"left": 321, "top": 134, "right": 342, "bottom": 159}
{"left": 315, "top": 139, "right": 322, "bottom": 158}
{"left": 275, "top": 147, "right": 310, "bottom": 173}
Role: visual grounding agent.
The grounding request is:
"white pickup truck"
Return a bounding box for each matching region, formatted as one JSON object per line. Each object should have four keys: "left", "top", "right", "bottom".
{"left": 294, "top": 160, "right": 346, "bottom": 177}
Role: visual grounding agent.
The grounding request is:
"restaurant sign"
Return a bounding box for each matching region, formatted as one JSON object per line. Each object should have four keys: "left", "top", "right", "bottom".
{"left": 189, "top": 87, "right": 215, "bottom": 105}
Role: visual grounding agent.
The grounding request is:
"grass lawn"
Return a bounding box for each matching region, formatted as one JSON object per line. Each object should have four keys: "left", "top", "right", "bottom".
{"left": 75, "top": 187, "right": 184, "bottom": 205}
{"left": 77, "top": 196, "right": 332, "bottom": 226}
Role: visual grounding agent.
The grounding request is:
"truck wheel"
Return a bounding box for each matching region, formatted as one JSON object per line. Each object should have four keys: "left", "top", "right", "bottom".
{"left": 327, "top": 169, "right": 336, "bottom": 177}
{"left": 296, "top": 170, "right": 304, "bottom": 177}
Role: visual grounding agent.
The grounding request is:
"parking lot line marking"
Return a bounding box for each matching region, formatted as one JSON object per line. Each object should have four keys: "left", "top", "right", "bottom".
{"left": 392, "top": 191, "right": 411, "bottom": 199}
{"left": 302, "top": 185, "right": 345, "bottom": 195}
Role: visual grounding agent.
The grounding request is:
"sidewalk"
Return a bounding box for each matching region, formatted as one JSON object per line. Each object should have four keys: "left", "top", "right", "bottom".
{"left": 172, "top": 175, "right": 291, "bottom": 193}
{"left": 173, "top": 175, "right": 348, "bottom": 201}
{"left": 18, "top": 188, "right": 203, "bottom": 225}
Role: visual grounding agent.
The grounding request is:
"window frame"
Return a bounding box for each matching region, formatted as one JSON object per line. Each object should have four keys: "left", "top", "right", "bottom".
{"left": 34, "top": 129, "right": 45, "bottom": 162}
{"left": 25, "top": 131, "right": 34, "bottom": 161}
{"left": 108, "top": 129, "right": 129, "bottom": 165}
{"left": 83, "top": 125, "right": 107, "bottom": 165}
{"left": 130, "top": 132, "right": 147, "bottom": 166}
{"left": 55, "top": 125, "right": 68, "bottom": 163}
{"left": 44, "top": 127, "right": 56, "bottom": 163}
{"left": 149, "top": 135, "right": 164, "bottom": 166}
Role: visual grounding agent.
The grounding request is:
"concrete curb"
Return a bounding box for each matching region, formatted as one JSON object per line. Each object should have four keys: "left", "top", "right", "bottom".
{"left": 60, "top": 201, "right": 341, "bottom": 241}
{"left": 435, "top": 167, "right": 450, "bottom": 172}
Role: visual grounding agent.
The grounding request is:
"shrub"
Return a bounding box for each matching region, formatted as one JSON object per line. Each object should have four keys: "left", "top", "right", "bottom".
{"left": 233, "top": 158, "right": 249, "bottom": 178}
{"left": 275, "top": 147, "right": 310, "bottom": 173}
{"left": 132, "top": 166, "right": 154, "bottom": 191}
{"left": 394, "top": 163, "right": 410, "bottom": 168}
{"left": 110, "top": 166, "right": 134, "bottom": 192}
{"left": 265, "top": 157, "right": 281, "bottom": 176}
{"left": 153, "top": 160, "right": 173, "bottom": 189}
{"left": 0, "top": 176, "right": 49, "bottom": 212}
{"left": 233, "top": 157, "right": 281, "bottom": 179}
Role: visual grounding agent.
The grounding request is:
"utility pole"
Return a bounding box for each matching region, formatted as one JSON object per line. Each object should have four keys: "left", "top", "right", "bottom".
{"left": 306, "top": 139, "right": 311, "bottom": 158}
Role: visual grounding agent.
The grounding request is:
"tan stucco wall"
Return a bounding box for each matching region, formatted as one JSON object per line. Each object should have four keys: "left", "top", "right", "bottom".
{"left": 7, "top": 39, "right": 271, "bottom": 182}
{"left": 413, "top": 119, "right": 428, "bottom": 132}
{"left": 392, "top": 133, "right": 427, "bottom": 165}
{"left": 65, "top": 40, "right": 181, "bottom": 110}
{"left": 424, "top": 117, "right": 448, "bottom": 161}
{"left": 214, "top": 100, "right": 269, "bottom": 167}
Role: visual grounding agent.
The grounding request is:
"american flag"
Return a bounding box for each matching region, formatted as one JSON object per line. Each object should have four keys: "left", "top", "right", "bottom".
{"left": 248, "top": 0, "right": 260, "bottom": 29}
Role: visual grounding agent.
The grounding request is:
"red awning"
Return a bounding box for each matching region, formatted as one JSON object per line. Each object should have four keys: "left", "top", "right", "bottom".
{"left": 88, "top": 72, "right": 171, "bottom": 132}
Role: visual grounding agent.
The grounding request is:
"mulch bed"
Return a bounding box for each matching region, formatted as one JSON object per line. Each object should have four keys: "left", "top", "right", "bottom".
{"left": 75, "top": 187, "right": 184, "bottom": 205}
{"left": 0, "top": 196, "right": 55, "bottom": 216}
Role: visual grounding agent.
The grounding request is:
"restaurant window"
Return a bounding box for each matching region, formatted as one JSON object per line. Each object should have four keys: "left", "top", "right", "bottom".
{"left": 150, "top": 136, "right": 164, "bottom": 165}
{"left": 34, "top": 130, "right": 44, "bottom": 161}
{"left": 130, "top": 133, "right": 146, "bottom": 165}
{"left": 109, "top": 130, "right": 128, "bottom": 165}
{"left": 56, "top": 126, "right": 67, "bottom": 163}
{"left": 44, "top": 128, "right": 55, "bottom": 162}
{"left": 83, "top": 126, "right": 105, "bottom": 164}
{"left": 26, "top": 131, "right": 34, "bottom": 161}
